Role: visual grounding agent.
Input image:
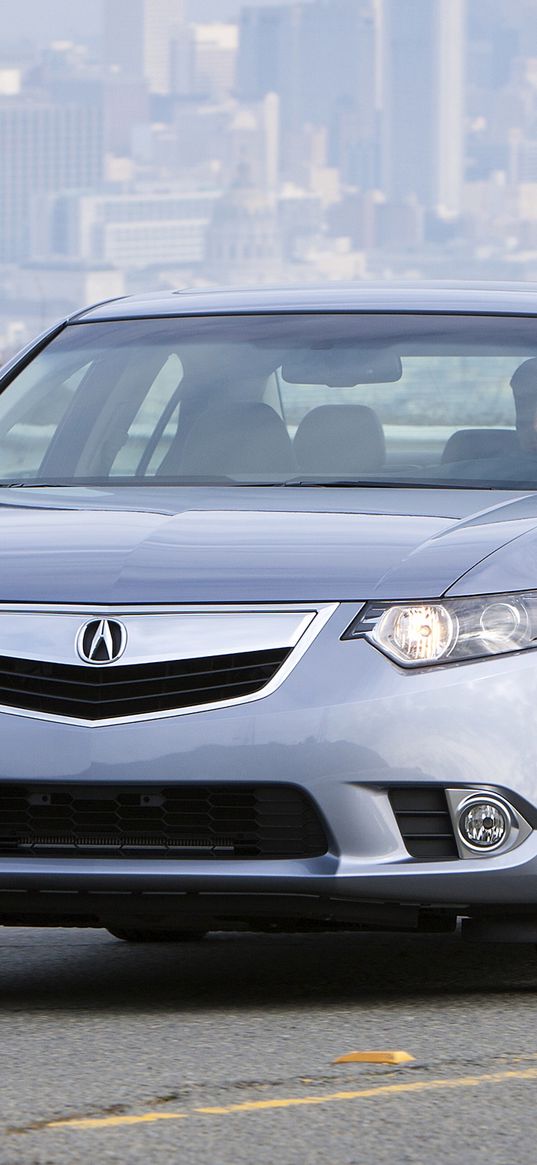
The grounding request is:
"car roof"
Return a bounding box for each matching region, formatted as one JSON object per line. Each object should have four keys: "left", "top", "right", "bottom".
{"left": 74, "top": 281, "right": 537, "bottom": 323}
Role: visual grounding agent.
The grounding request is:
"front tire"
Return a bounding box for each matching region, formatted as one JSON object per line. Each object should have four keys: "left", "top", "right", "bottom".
{"left": 106, "top": 926, "right": 208, "bottom": 943}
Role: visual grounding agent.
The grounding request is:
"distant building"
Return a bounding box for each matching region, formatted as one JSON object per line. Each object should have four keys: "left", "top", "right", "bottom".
{"left": 374, "top": 198, "right": 425, "bottom": 249}
{"left": 191, "top": 23, "right": 238, "bottom": 101}
{"left": 508, "top": 130, "right": 537, "bottom": 186}
{"left": 225, "top": 94, "right": 281, "bottom": 193}
{"left": 104, "top": 0, "right": 187, "bottom": 95}
{"left": 0, "top": 70, "right": 21, "bottom": 96}
{"left": 381, "top": 0, "right": 465, "bottom": 215}
{"left": 236, "top": 5, "right": 289, "bottom": 103}
{"left": 35, "top": 190, "right": 220, "bottom": 271}
{"left": 205, "top": 178, "right": 283, "bottom": 284}
{"left": 237, "top": 1, "right": 377, "bottom": 185}
{"left": 0, "top": 97, "right": 103, "bottom": 262}
{"left": 104, "top": 79, "right": 149, "bottom": 157}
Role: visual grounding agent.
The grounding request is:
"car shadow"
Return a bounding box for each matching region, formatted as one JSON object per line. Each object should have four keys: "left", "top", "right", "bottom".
{"left": 0, "top": 929, "right": 535, "bottom": 1011}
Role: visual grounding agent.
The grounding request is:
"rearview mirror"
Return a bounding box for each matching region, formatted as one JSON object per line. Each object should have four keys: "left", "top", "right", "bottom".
{"left": 281, "top": 348, "right": 402, "bottom": 386}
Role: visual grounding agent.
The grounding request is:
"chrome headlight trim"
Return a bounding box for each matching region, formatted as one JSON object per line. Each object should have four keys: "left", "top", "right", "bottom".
{"left": 344, "top": 592, "right": 537, "bottom": 668}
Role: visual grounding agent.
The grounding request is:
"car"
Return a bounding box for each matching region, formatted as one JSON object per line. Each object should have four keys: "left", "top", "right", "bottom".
{"left": 3, "top": 281, "right": 537, "bottom": 946}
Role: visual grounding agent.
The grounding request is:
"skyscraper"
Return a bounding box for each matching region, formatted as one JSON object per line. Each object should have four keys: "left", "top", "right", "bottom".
{"left": 238, "top": 1, "right": 375, "bottom": 122}
{"left": 236, "top": 5, "right": 291, "bottom": 102}
{"left": 381, "top": 0, "right": 465, "bottom": 215}
{"left": 237, "top": 1, "right": 376, "bottom": 184}
{"left": 0, "top": 98, "right": 103, "bottom": 262}
{"left": 104, "top": 0, "right": 186, "bottom": 95}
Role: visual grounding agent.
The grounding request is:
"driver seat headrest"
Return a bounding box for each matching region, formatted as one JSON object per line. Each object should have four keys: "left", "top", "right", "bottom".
{"left": 170, "top": 401, "right": 295, "bottom": 477}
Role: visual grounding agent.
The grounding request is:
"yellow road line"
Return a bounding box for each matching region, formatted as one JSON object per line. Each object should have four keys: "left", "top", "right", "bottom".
{"left": 46, "top": 1065, "right": 537, "bottom": 1131}
{"left": 46, "top": 1112, "right": 188, "bottom": 1129}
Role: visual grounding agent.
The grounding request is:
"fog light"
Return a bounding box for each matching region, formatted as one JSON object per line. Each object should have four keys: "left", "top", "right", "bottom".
{"left": 458, "top": 799, "right": 509, "bottom": 851}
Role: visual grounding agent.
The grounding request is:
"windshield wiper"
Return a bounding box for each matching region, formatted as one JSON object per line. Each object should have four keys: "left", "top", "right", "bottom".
{"left": 0, "top": 477, "right": 514, "bottom": 491}
{"left": 281, "top": 477, "right": 438, "bottom": 488}
{"left": 279, "top": 478, "right": 513, "bottom": 490}
{"left": 0, "top": 476, "right": 240, "bottom": 488}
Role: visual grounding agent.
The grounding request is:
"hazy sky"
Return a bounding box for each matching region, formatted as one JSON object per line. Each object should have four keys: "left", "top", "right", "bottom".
{"left": 0, "top": 0, "right": 292, "bottom": 45}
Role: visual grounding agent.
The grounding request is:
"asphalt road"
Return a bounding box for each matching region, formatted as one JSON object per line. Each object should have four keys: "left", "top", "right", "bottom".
{"left": 1, "top": 928, "right": 537, "bottom": 1164}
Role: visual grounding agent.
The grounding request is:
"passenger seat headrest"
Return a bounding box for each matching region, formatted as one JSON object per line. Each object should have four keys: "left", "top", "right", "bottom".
{"left": 441, "top": 428, "right": 519, "bottom": 464}
{"left": 294, "top": 404, "right": 385, "bottom": 476}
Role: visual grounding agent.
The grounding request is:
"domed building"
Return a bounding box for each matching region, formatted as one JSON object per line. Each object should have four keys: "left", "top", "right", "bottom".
{"left": 204, "top": 169, "right": 283, "bottom": 285}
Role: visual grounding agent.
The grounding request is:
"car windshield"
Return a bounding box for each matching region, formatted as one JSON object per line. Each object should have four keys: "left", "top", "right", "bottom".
{"left": 3, "top": 311, "right": 537, "bottom": 489}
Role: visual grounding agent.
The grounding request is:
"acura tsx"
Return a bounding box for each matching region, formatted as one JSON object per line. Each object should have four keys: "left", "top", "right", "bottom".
{"left": 0, "top": 282, "right": 537, "bottom": 944}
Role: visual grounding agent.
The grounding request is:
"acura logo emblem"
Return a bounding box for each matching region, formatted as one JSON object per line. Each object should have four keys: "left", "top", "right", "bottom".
{"left": 77, "top": 618, "right": 127, "bottom": 665}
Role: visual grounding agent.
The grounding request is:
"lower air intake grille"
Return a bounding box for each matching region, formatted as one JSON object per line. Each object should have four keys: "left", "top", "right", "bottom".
{"left": 0, "top": 647, "right": 290, "bottom": 721}
{"left": 0, "top": 783, "right": 328, "bottom": 860}
{"left": 389, "top": 787, "right": 458, "bottom": 860}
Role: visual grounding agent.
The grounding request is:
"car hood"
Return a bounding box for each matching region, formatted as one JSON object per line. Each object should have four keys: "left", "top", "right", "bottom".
{"left": 1, "top": 485, "right": 537, "bottom": 604}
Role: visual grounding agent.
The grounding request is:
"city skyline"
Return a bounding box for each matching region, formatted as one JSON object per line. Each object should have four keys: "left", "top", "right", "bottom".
{"left": 2, "top": 0, "right": 537, "bottom": 359}
{"left": 0, "top": 0, "right": 291, "bottom": 44}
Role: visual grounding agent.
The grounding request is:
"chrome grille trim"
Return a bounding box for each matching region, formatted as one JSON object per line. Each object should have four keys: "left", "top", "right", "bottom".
{"left": 0, "top": 605, "right": 317, "bottom": 668}
{"left": 0, "top": 603, "right": 338, "bottom": 727}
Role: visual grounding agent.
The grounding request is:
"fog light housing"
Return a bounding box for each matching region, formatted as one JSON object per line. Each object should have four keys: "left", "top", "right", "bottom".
{"left": 458, "top": 798, "right": 509, "bottom": 851}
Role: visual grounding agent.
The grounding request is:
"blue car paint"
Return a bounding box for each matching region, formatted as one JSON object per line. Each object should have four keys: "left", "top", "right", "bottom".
{"left": 1, "top": 284, "right": 537, "bottom": 934}
{"left": 0, "top": 487, "right": 535, "bottom": 603}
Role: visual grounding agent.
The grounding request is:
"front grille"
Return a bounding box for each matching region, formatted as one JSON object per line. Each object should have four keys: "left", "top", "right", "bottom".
{"left": 0, "top": 783, "right": 329, "bottom": 860}
{"left": 389, "top": 787, "right": 458, "bottom": 860}
{"left": 0, "top": 647, "right": 290, "bottom": 721}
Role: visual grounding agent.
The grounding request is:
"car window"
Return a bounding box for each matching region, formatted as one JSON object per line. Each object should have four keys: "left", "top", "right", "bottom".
{"left": 0, "top": 356, "right": 91, "bottom": 478}
{"left": 110, "top": 354, "right": 183, "bottom": 475}
{"left": 2, "top": 313, "right": 537, "bottom": 488}
{"left": 278, "top": 356, "right": 520, "bottom": 462}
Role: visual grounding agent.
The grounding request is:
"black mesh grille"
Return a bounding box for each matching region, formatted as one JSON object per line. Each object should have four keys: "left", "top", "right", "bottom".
{"left": 0, "top": 783, "right": 328, "bottom": 860}
{"left": 0, "top": 647, "right": 290, "bottom": 720}
{"left": 389, "top": 787, "right": 458, "bottom": 860}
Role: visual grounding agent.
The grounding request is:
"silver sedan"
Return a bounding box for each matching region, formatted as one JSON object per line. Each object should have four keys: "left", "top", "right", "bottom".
{"left": 0, "top": 283, "right": 535, "bottom": 946}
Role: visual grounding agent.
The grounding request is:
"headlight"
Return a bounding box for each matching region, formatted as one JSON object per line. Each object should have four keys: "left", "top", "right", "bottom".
{"left": 344, "top": 592, "right": 537, "bottom": 667}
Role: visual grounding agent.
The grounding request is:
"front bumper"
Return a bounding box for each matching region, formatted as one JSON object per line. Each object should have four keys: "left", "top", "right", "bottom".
{"left": 1, "top": 601, "right": 537, "bottom": 925}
